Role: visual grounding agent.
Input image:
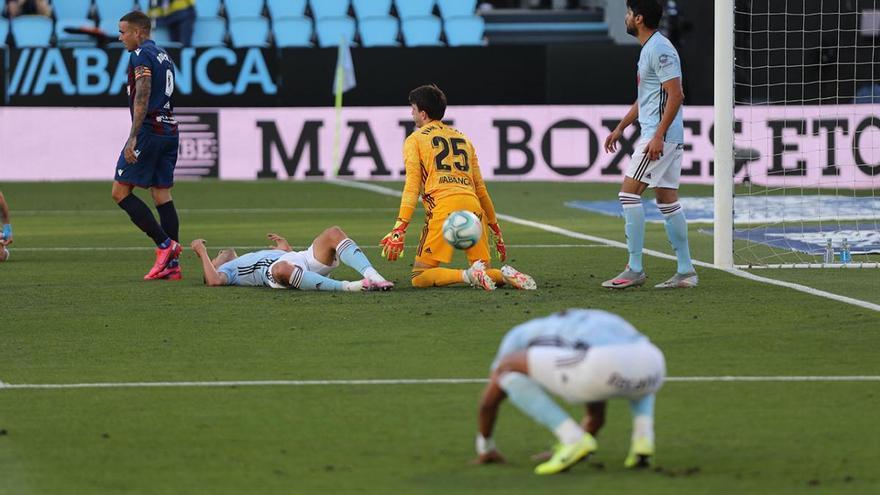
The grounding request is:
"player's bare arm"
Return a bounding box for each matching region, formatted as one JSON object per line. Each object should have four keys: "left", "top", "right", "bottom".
{"left": 124, "top": 67, "right": 151, "bottom": 164}
{"left": 191, "top": 239, "right": 228, "bottom": 286}
{"left": 474, "top": 372, "right": 508, "bottom": 465}
{"left": 645, "top": 77, "right": 684, "bottom": 161}
{"left": 605, "top": 101, "right": 640, "bottom": 153}
{"left": 267, "top": 233, "right": 293, "bottom": 252}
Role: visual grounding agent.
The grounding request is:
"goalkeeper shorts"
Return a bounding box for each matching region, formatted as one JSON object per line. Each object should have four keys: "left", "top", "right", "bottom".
{"left": 415, "top": 194, "right": 491, "bottom": 266}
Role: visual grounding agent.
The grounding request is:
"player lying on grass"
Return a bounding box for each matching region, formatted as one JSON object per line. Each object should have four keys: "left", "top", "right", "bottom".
{"left": 191, "top": 226, "right": 394, "bottom": 292}
{"left": 0, "top": 190, "right": 12, "bottom": 262}
{"left": 474, "top": 309, "right": 665, "bottom": 475}
{"left": 380, "top": 84, "right": 535, "bottom": 292}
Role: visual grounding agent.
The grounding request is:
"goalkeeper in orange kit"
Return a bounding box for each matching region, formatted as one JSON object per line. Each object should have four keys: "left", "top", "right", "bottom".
{"left": 380, "top": 84, "right": 536, "bottom": 291}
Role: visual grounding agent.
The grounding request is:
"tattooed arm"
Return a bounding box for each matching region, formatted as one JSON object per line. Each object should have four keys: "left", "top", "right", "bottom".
{"left": 124, "top": 65, "right": 152, "bottom": 164}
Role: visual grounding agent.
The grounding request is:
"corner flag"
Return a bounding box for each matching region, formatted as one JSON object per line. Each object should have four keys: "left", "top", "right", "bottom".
{"left": 332, "top": 37, "right": 356, "bottom": 176}
{"left": 333, "top": 37, "right": 356, "bottom": 95}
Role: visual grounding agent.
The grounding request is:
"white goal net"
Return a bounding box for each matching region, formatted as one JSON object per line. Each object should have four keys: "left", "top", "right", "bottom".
{"left": 717, "top": 0, "right": 880, "bottom": 268}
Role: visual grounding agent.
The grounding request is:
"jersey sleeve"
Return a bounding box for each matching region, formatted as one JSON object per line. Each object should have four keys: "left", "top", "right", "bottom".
{"left": 129, "top": 49, "right": 153, "bottom": 78}
{"left": 397, "top": 135, "right": 422, "bottom": 223}
{"left": 470, "top": 144, "right": 498, "bottom": 225}
{"left": 652, "top": 45, "right": 682, "bottom": 84}
{"left": 216, "top": 262, "right": 237, "bottom": 285}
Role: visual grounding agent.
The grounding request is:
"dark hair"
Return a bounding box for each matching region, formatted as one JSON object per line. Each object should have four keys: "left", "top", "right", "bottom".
{"left": 120, "top": 11, "right": 151, "bottom": 33}
{"left": 626, "top": 0, "right": 663, "bottom": 30}
{"left": 408, "top": 84, "right": 447, "bottom": 121}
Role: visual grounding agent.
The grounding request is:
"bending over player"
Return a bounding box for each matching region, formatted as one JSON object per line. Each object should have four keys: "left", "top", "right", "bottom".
{"left": 192, "top": 226, "right": 393, "bottom": 292}
{"left": 474, "top": 309, "right": 665, "bottom": 475}
{"left": 380, "top": 84, "right": 535, "bottom": 291}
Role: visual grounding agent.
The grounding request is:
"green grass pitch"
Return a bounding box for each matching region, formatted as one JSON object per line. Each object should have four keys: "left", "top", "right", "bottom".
{"left": 1, "top": 181, "right": 878, "bottom": 494}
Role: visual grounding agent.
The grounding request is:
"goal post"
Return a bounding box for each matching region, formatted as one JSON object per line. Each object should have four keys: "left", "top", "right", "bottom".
{"left": 714, "top": 0, "right": 735, "bottom": 269}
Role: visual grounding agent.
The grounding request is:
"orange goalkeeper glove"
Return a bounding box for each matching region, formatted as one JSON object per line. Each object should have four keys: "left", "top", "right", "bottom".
{"left": 380, "top": 219, "right": 409, "bottom": 261}
{"left": 488, "top": 223, "right": 507, "bottom": 262}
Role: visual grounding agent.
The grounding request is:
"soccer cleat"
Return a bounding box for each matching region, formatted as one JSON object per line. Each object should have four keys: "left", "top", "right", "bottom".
{"left": 534, "top": 433, "right": 598, "bottom": 475}
{"left": 154, "top": 265, "right": 182, "bottom": 281}
{"left": 601, "top": 266, "right": 647, "bottom": 289}
{"left": 501, "top": 265, "right": 537, "bottom": 290}
{"left": 465, "top": 260, "right": 495, "bottom": 291}
{"left": 362, "top": 279, "right": 394, "bottom": 291}
{"left": 144, "top": 241, "right": 182, "bottom": 280}
{"left": 624, "top": 437, "right": 654, "bottom": 468}
{"left": 654, "top": 271, "right": 698, "bottom": 289}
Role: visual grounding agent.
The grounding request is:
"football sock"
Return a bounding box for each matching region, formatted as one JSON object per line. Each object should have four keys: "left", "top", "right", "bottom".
{"left": 412, "top": 267, "right": 465, "bottom": 288}
{"left": 619, "top": 192, "right": 645, "bottom": 272}
{"left": 156, "top": 200, "right": 179, "bottom": 242}
{"left": 629, "top": 394, "right": 655, "bottom": 443}
{"left": 337, "top": 238, "right": 385, "bottom": 282}
{"left": 118, "top": 194, "right": 169, "bottom": 247}
{"left": 288, "top": 266, "right": 345, "bottom": 291}
{"left": 555, "top": 419, "right": 588, "bottom": 445}
{"left": 498, "top": 372, "right": 575, "bottom": 441}
{"left": 485, "top": 268, "right": 504, "bottom": 285}
{"left": 658, "top": 202, "right": 695, "bottom": 274}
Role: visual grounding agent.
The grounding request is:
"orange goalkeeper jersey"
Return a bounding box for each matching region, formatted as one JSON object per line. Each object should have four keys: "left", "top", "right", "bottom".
{"left": 396, "top": 120, "right": 498, "bottom": 224}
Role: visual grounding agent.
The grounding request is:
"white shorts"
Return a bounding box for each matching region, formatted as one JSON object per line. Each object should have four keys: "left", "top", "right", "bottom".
{"left": 276, "top": 244, "right": 339, "bottom": 276}
{"left": 625, "top": 139, "right": 684, "bottom": 189}
{"left": 527, "top": 340, "right": 666, "bottom": 403}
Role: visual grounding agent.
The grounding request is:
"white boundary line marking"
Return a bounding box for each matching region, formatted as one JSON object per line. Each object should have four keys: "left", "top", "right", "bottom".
{"left": 2, "top": 376, "right": 878, "bottom": 390}
{"left": 327, "top": 179, "right": 880, "bottom": 312}
{"left": 9, "top": 244, "right": 610, "bottom": 252}
{"left": 15, "top": 207, "right": 398, "bottom": 215}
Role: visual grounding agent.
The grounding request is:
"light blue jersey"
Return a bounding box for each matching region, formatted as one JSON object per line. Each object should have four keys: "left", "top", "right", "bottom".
{"left": 492, "top": 309, "right": 647, "bottom": 370}
{"left": 637, "top": 32, "right": 683, "bottom": 144}
{"left": 217, "top": 249, "right": 287, "bottom": 288}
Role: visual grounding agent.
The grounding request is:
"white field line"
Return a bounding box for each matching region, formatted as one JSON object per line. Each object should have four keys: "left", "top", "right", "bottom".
{"left": 2, "top": 376, "right": 879, "bottom": 391}
{"left": 328, "top": 179, "right": 880, "bottom": 313}
{"left": 10, "top": 244, "right": 610, "bottom": 252}
{"left": 15, "top": 207, "right": 397, "bottom": 215}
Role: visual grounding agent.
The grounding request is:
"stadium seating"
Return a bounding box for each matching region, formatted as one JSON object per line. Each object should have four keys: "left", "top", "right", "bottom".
{"left": 314, "top": 16, "right": 355, "bottom": 47}
{"left": 273, "top": 16, "right": 312, "bottom": 47}
{"left": 151, "top": 26, "right": 183, "bottom": 48}
{"left": 135, "top": 0, "right": 148, "bottom": 11}
{"left": 98, "top": 17, "right": 119, "bottom": 38}
{"left": 444, "top": 15, "right": 484, "bottom": 46}
{"left": 55, "top": 18, "right": 96, "bottom": 46}
{"left": 10, "top": 15, "right": 53, "bottom": 47}
{"left": 394, "top": 0, "right": 434, "bottom": 20}
{"left": 310, "top": 0, "right": 350, "bottom": 20}
{"left": 359, "top": 16, "right": 398, "bottom": 47}
{"left": 192, "top": 17, "right": 227, "bottom": 47}
{"left": 225, "top": 0, "right": 265, "bottom": 19}
{"left": 352, "top": 0, "right": 391, "bottom": 20}
{"left": 195, "top": 0, "right": 222, "bottom": 18}
{"left": 0, "top": 18, "right": 9, "bottom": 47}
{"left": 401, "top": 15, "right": 441, "bottom": 46}
{"left": 436, "top": 0, "right": 476, "bottom": 19}
{"left": 267, "top": 0, "right": 307, "bottom": 19}
{"left": 95, "top": 0, "right": 132, "bottom": 23}
{"left": 228, "top": 17, "right": 270, "bottom": 47}
{"left": 52, "top": 0, "right": 92, "bottom": 20}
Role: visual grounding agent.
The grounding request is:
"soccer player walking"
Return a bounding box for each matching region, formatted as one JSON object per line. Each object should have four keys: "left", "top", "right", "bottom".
{"left": 603, "top": 0, "right": 697, "bottom": 289}
{"left": 380, "top": 84, "right": 535, "bottom": 291}
{"left": 111, "top": 11, "right": 182, "bottom": 280}
{"left": 473, "top": 309, "right": 666, "bottom": 475}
